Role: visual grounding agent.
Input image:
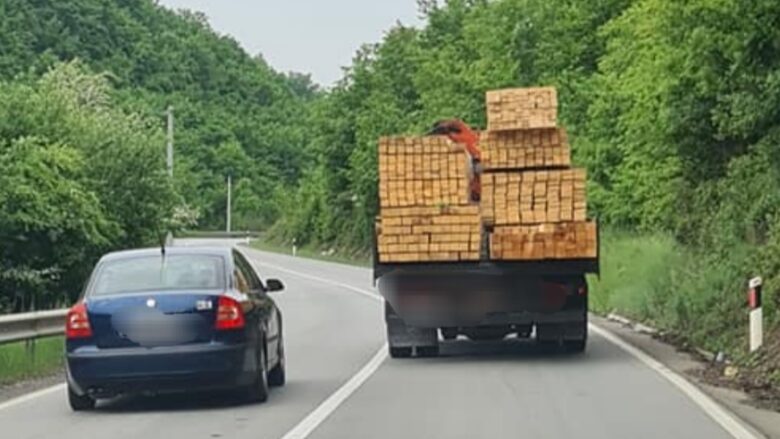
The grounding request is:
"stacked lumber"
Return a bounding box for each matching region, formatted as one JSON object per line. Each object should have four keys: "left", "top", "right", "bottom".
{"left": 480, "top": 128, "right": 571, "bottom": 171}
{"left": 378, "top": 136, "right": 469, "bottom": 208}
{"left": 377, "top": 136, "right": 477, "bottom": 263}
{"left": 375, "top": 86, "right": 597, "bottom": 264}
{"left": 482, "top": 86, "right": 595, "bottom": 261}
{"left": 486, "top": 87, "right": 557, "bottom": 131}
{"left": 490, "top": 222, "right": 598, "bottom": 260}
{"left": 481, "top": 170, "right": 587, "bottom": 226}
{"left": 377, "top": 206, "right": 481, "bottom": 263}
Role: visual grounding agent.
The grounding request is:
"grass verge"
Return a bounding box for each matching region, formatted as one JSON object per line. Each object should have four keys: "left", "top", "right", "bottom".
{"left": 0, "top": 337, "right": 63, "bottom": 385}
{"left": 590, "top": 229, "right": 779, "bottom": 401}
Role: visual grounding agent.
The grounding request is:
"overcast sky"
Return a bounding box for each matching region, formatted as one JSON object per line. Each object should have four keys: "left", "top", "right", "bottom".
{"left": 157, "top": 0, "right": 421, "bottom": 86}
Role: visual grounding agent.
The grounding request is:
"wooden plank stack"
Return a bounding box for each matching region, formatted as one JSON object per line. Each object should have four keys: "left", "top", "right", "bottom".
{"left": 375, "top": 86, "right": 597, "bottom": 264}
{"left": 480, "top": 128, "right": 571, "bottom": 171}
{"left": 490, "top": 222, "right": 597, "bottom": 260}
{"left": 376, "top": 206, "right": 481, "bottom": 263}
{"left": 481, "top": 169, "right": 587, "bottom": 226}
{"left": 377, "top": 137, "right": 479, "bottom": 263}
{"left": 486, "top": 87, "right": 558, "bottom": 131}
{"left": 378, "top": 136, "right": 469, "bottom": 208}
{"left": 483, "top": 87, "right": 597, "bottom": 261}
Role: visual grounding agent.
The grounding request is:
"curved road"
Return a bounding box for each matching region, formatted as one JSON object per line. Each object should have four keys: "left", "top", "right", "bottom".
{"left": 0, "top": 240, "right": 757, "bottom": 439}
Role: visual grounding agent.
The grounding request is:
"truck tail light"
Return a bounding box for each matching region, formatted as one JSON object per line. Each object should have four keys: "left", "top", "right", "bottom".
{"left": 66, "top": 302, "right": 93, "bottom": 339}
{"left": 215, "top": 296, "right": 245, "bottom": 330}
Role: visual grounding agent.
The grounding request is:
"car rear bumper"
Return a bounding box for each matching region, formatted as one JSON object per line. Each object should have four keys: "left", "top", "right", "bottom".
{"left": 66, "top": 342, "right": 256, "bottom": 397}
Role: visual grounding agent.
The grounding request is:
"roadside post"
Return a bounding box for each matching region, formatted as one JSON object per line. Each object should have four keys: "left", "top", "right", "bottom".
{"left": 292, "top": 237, "right": 298, "bottom": 257}
{"left": 748, "top": 277, "right": 763, "bottom": 352}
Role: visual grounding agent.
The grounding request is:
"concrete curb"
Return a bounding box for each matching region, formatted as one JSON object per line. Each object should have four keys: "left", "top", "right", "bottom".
{"left": 604, "top": 312, "right": 723, "bottom": 363}
{"left": 606, "top": 312, "right": 659, "bottom": 335}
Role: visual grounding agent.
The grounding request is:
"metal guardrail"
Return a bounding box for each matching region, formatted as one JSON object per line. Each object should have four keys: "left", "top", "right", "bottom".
{"left": 0, "top": 309, "right": 67, "bottom": 345}
{"left": 177, "top": 230, "right": 262, "bottom": 239}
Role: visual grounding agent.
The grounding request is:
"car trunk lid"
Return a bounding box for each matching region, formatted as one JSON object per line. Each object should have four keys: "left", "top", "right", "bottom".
{"left": 87, "top": 291, "right": 222, "bottom": 349}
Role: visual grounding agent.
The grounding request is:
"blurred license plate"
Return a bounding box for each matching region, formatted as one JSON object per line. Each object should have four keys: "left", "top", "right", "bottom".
{"left": 114, "top": 310, "right": 199, "bottom": 346}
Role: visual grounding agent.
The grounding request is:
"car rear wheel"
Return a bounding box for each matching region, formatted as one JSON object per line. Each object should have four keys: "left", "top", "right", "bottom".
{"left": 68, "top": 385, "right": 96, "bottom": 411}
{"left": 268, "top": 333, "right": 286, "bottom": 387}
{"left": 244, "top": 345, "right": 269, "bottom": 403}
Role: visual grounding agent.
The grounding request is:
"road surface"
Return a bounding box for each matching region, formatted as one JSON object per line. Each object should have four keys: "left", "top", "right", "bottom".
{"left": 0, "top": 240, "right": 756, "bottom": 439}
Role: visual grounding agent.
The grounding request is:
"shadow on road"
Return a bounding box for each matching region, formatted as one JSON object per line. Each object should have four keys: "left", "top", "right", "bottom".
{"left": 93, "top": 383, "right": 298, "bottom": 413}
{"left": 420, "top": 334, "right": 624, "bottom": 364}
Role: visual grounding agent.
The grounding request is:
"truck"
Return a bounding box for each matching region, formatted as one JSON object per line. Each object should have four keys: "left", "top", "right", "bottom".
{"left": 373, "top": 87, "right": 599, "bottom": 358}
{"left": 373, "top": 229, "right": 598, "bottom": 357}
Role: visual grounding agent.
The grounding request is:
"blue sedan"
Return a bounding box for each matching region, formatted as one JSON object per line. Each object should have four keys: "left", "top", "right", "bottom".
{"left": 65, "top": 246, "right": 286, "bottom": 410}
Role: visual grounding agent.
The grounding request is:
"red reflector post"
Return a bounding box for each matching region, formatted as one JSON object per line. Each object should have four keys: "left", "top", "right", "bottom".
{"left": 215, "top": 296, "right": 246, "bottom": 330}
{"left": 66, "top": 303, "right": 93, "bottom": 339}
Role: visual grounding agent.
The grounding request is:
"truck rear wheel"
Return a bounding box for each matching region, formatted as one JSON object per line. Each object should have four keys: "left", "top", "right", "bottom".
{"left": 385, "top": 300, "right": 438, "bottom": 358}
{"left": 440, "top": 328, "right": 457, "bottom": 341}
{"left": 464, "top": 326, "right": 510, "bottom": 341}
{"left": 389, "top": 346, "right": 412, "bottom": 358}
{"left": 416, "top": 345, "right": 439, "bottom": 357}
{"left": 564, "top": 339, "right": 586, "bottom": 353}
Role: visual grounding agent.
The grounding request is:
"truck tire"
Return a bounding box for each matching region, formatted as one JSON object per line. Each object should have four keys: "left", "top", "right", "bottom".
{"left": 565, "top": 305, "right": 588, "bottom": 354}
{"left": 416, "top": 345, "right": 439, "bottom": 357}
{"left": 564, "top": 339, "right": 586, "bottom": 353}
{"left": 389, "top": 346, "right": 412, "bottom": 358}
{"left": 464, "top": 326, "right": 510, "bottom": 341}
{"left": 440, "top": 328, "right": 458, "bottom": 341}
{"left": 564, "top": 291, "right": 588, "bottom": 353}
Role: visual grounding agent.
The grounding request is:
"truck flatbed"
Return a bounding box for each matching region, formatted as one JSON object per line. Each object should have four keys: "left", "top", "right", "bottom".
{"left": 374, "top": 258, "right": 599, "bottom": 280}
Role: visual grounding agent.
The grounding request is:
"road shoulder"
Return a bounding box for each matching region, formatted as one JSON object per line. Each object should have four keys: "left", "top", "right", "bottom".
{"left": 592, "top": 315, "right": 780, "bottom": 439}
{"left": 0, "top": 371, "right": 63, "bottom": 405}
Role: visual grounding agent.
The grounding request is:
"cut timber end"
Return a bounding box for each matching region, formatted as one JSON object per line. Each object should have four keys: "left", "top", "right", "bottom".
{"left": 489, "top": 221, "right": 597, "bottom": 261}
{"left": 486, "top": 87, "right": 558, "bottom": 132}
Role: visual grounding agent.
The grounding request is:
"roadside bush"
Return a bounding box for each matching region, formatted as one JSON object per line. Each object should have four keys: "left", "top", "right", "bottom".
{"left": 0, "top": 62, "right": 176, "bottom": 312}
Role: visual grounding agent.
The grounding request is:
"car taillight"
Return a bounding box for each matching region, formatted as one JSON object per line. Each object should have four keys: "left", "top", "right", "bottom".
{"left": 66, "top": 302, "right": 92, "bottom": 339}
{"left": 215, "top": 296, "right": 245, "bottom": 330}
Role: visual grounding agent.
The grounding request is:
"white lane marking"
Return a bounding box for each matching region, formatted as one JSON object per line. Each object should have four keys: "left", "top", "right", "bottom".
{"left": 248, "top": 259, "right": 382, "bottom": 303}
{"left": 589, "top": 324, "right": 763, "bottom": 439}
{"left": 280, "top": 344, "right": 388, "bottom": 439}
{"left": 0, "top": 383, "right": 65, "bottom": 412}
{"left": 249, "top": 256, "right": 389, "bottom": 439}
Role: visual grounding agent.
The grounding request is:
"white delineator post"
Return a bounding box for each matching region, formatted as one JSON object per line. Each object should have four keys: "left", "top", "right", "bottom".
{"left": 292, "top": 237, "right": 298, "bottom": 257}
{"left": 748, "top": 277, "right": 763, "bottom": 352}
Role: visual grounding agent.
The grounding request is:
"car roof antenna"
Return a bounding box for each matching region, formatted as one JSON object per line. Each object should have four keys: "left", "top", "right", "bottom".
{"left": 157, "top": 226, "right": 167, "bottom": 257}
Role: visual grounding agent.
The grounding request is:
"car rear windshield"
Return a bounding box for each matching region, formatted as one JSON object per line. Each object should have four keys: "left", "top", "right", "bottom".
{"left": 89, "top": 254, "right": 226, "bottom": 296}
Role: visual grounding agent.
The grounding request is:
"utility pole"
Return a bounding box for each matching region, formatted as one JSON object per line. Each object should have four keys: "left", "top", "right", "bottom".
{"left": 166, "top": 106, "right": 174, "bottom": 178}
{"left": 226, "top": 175, "right": 232, "bottom": 233}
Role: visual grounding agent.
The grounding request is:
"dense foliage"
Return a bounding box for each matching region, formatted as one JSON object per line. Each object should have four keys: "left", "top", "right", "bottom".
{"left": 0, "top": 0, "right": 314, "bottom": 310}
{"left": 0, "top": 63, "right": 175, "bottom": 311}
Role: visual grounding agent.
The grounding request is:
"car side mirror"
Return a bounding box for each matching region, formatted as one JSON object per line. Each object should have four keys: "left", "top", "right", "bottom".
{"left": 266, "top": 279, "right": 284, "bottom": 293}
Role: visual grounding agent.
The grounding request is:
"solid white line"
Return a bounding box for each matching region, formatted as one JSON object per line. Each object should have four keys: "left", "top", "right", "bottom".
{"left": 279, "top": 344, "right": 388, "bottom": 439}
{"left": 249, "top": 259, "right": 383, "bottom": 303}
{"left": 589, "top": 324, "right": 763, "bottom": 439}
{"left": 249, "top": 256, "right": 389, "bottom": 439}
{"left": 0, "top": 383, "right": 65, "bottom": 412}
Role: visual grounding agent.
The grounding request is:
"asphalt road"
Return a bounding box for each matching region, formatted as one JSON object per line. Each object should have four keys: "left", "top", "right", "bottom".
{"left": 0, "top": 239, "right": 756, "bottom": 439}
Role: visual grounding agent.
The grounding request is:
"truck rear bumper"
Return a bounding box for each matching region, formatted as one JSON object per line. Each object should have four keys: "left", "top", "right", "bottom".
{"left": 396, "top": 308, "right": 585, "bottom": 328}
{"left": 378, "top": 269, "right": 587, "bottom": 328}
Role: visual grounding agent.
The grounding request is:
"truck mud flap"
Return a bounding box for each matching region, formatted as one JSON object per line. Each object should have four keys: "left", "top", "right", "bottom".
{"left": 385, "top": 301, "right": 437, "bottom": 349}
